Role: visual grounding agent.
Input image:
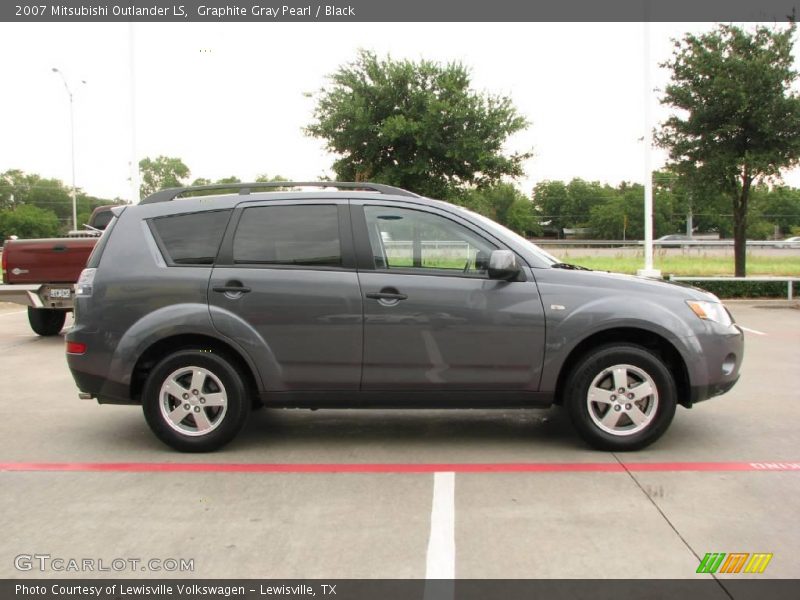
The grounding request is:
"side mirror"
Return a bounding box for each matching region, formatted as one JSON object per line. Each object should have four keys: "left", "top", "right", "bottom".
{"left": 488, "top": 250, "right": 520, "bottom": 281}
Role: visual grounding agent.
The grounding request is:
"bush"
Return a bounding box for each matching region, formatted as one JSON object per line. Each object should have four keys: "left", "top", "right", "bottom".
{"left": 671, "top": 278, "right": 798, "bottom": 299}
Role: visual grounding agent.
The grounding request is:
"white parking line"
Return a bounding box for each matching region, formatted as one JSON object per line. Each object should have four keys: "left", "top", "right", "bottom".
{"left": 0, "top": 310, "right": 26, "bottom": 317}
{"left": 739, "top": 325, "right": 767, "bottom": 336}
{"left": 425, "top": 471, "right": 455, "bottom": 579}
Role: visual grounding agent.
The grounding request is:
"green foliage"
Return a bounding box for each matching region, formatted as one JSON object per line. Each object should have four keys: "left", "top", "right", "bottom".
{"left": 255, "top": 174, "right": 288, "bottom": 183}
{"left": 588, "top": 182, "right": 673, "bottom": 239}
{"left": 684, "top": 280, "right": 798, "bottom": 299}
{"left": 652, "top": 169, "right": 731, "bottom": 236}
{"left": 750, "top": 185, "right": 800, "bottom": 235}
{"left": 532, "top": 180, "right": 570, "bottom": 231}
{"left": 0, "top": 204, "right": 61, "bottom": 240}
{"left": 188, "top": 176, "right": 245, "bottom": 197}
{"left": 139, "top": 156, "right": 190, "bottom": 198}
{"left": 1, "top": 169, "right": 71, "bottom": 221}
{"left": 305, "top": 50, "right": 531, "bottom": 200}
{"left": 533, "top": 179, "right": 616, "bottom": 234}
{"left": 456, "top": 183, "right": 541, "bottom": 235}
{"left": 657, "top": 24, "right": 800, "bottom": 275}
{"left": 1, "top": 169, "right": 121, "bottom": 233}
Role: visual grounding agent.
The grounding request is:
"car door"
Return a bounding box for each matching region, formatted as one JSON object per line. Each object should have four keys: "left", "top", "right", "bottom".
{"left": 352, "top": 201, "right": 546, "bottom": 392}
{"left": 208, "top": 200, "right": 363, "bottom": 391}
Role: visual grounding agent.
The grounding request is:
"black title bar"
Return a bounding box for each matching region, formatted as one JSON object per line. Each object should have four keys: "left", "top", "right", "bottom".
{"left": 3, "top": 0, "right": 800, "bottom": 22}
{"left": 4, "top": 579, "right": 800, "bottom": 600}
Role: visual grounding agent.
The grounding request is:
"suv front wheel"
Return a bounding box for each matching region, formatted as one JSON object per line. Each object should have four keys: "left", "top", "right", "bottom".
{"left": 565, "top": 344, "right": 677, "bottom": 451}
{"left": 142, "top": 350, "right": 250, "bottom": 452}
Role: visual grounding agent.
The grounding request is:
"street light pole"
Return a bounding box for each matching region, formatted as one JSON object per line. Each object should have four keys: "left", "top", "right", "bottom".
{"left": 637, "top": 19, "right": 661, "bottom": 279}
{"left": 52, "top": 67, "right": 83, "bottom": 232}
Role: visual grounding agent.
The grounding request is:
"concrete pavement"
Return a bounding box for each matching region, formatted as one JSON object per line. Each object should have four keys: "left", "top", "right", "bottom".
{"left": 0, "top": 301, "right": 798, "bottom": 583}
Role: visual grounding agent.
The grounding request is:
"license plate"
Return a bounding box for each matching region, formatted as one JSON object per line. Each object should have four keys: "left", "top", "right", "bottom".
{"left": 49, "top": 288, "right": 72, "bottom": 299}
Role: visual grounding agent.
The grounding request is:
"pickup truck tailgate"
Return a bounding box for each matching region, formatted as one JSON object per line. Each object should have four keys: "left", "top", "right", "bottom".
{"left": 2, "top": 238, "right": 97, "bottom": 284}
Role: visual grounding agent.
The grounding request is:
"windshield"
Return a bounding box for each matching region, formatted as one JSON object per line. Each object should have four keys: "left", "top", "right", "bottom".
{"left": 454, "top": 207, "right": 560, "bottom": 265}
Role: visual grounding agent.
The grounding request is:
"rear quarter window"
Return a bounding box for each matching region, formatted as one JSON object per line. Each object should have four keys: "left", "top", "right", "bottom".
{"left": 150, "top": 210, "right": 231, "bottom": 265}
{"left": 86, "top": 214, "right": 119, "bottom": 268}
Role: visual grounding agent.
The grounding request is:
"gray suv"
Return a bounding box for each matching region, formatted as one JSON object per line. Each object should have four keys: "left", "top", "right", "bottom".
{"left": 66, "top": 182, "right": 743, "bottom": 452}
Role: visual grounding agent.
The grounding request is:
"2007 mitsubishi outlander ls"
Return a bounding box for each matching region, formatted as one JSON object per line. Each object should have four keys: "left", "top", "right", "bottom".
{"left": 66, "top": 182, "right": 743, "bottom": 452}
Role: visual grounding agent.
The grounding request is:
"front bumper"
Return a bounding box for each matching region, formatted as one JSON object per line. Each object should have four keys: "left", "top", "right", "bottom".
{"left": 686, "top": 323, "right": 744, "bottom": 405}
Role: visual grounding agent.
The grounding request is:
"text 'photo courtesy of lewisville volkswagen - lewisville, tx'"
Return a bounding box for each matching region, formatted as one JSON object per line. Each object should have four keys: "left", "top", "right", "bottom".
{"left": 1, "top": 1, "right": 799, "bottom": 599}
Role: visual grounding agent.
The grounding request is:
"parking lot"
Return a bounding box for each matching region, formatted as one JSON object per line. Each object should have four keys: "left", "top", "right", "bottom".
{"left": 1, "top": 300, "right": 798, "bottom": 584}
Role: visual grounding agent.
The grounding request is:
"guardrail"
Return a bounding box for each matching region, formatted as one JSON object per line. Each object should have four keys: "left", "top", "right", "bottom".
{"left": 669, "top": 276, "right": 800, "bottom": 300}
{"left": 532, "top": 239, "right": 799, "bottom": 247}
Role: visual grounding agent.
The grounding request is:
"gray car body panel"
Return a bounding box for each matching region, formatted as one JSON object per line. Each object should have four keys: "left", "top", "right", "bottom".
{"left": 531, "top": 268, "right": 742, "bottom": 396}
{"left": 66, "top": 190, "right": 743, "bottom": 410}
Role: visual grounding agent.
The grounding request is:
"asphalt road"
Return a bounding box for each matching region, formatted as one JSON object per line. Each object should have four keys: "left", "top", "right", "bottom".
{"left": 0, "top": 301, "right": 798, "bottom": 585}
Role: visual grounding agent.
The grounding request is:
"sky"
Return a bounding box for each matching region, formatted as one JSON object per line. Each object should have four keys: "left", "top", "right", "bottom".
{"left": 1, "top": 21, "right": 799, "bottom": 202}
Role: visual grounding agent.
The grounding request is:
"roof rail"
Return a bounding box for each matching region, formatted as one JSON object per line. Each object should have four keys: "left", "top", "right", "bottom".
{"left": 140, "top": 181, "right": 420, "bottom": 204}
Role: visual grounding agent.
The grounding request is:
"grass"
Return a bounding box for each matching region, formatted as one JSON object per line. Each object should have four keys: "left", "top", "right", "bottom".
{"left": 562, "top": 254, "right": 800, "bottom": 276}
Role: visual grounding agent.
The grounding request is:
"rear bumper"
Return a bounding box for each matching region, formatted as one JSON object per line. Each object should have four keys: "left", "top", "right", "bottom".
{"left": 0, "top": 284, "right": 74, "bottom": 309}
{"left": 68, "top": 367, "right": 134, "bottom": 405}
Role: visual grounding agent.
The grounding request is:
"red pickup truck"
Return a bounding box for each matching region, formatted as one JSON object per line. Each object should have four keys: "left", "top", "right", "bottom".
{"left": 0, "top": 205, "right": 115, "bottom": 335}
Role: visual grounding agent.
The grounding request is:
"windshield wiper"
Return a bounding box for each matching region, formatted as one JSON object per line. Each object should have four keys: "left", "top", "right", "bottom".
{"left": 551, "top": 262, "right": 592, "bottom": 271}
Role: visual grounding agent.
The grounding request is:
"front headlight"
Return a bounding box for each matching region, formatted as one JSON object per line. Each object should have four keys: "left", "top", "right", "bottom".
{"left": 686, "top": 300, "right": 733, "bottom": 327}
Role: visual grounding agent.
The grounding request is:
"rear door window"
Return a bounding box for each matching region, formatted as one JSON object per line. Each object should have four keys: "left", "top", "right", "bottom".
{"left": 232, "top": 205, "right": 342, "bottom": 267}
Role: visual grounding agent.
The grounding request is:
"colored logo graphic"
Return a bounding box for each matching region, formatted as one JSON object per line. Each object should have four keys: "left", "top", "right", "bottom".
{"left": 697, "top": 552, "right": 773, "bottom": 574}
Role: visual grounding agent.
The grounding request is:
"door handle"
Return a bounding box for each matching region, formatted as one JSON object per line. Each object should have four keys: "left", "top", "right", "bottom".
{"left": 366, "top": 291, "right": 408, "bottom": 301}
{"left": 213, "top": 282, "right": 251, "bottom": 294}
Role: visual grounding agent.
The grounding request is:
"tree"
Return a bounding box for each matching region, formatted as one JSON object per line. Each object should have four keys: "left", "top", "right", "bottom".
{"left": 1, "top": 169, "right": 71, "bottom": 220}
{"left": 305, "top": 50, "right": 531, "bottom": 200}
{"left": 0, "top": 205, "right": 60, "bottom": 240}
{"left": 750, "top": 185, "right": 800, "bottom": 236}
{"left": 458, "top": 183, "right": 541, "bottom": 235}
{"left": 532, "top": 179, "right": 613, "bottom": 236}
{"left": 588, "top": 182, "right": 673, "bottom": 240}
{"left": 1, "top": 169, "right": 121, "bottom": 234}
{"left": 657, "top": 24, "right": 800, "bottom": 275}
{"left": 532, "top": 180, "right": 570, "bottom": 234}
{"left": 255, "top": 174, "right": 288, "bottom": 183}
{"left": 139, "top": 156, "right": 190, "bottom": 198}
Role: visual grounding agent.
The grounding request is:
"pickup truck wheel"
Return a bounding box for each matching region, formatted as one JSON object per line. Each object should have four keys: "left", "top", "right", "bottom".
{"left": 142, "top": 350, "right": 250, "bottom": 452}
{"left": 565, "top": 344, "right": 677, "bottom": 451}
{"left": 27, "top": 307, "right": 67, "bottom": 336}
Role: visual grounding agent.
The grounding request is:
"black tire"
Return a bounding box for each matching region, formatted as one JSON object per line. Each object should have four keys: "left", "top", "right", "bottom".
{"left": 564, "top": 344, "right": 677, "bottom": 451}
{"left": 142, "top": 350, "right": 250, "bottom": 452}
{"left": 28, "top": 307, "right": 67, "bottom": 336}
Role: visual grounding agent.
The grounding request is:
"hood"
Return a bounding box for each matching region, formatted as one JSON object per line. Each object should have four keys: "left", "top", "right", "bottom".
{"left": 539, "top": 268, "right": 720, "bottom": 302}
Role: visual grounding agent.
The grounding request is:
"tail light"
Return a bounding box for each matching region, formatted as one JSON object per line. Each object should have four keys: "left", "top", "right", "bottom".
{"left": 1, "top": 244, "right": 7, "bottom": 283}
{"left": 75, "top": 268, "right": 96, "bottom": 297}
{"left": 66, "top": 341, "right": 87, "bottom": 354}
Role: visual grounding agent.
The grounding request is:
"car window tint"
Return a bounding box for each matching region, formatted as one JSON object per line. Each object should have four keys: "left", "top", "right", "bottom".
{"left": 364, "top": 206, "right": 496, "bottom": 275}
{"left": 233, "top": 205, "right": 341, "bottom": 267}
{"left": 151, "top": 210, "right": 231, "bottom": 265}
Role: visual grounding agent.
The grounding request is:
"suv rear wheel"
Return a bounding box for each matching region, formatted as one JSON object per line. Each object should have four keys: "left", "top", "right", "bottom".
{"left": 565, "top": 344, "right": 677, "bottom": 451}
{"left": 142, "top": 350, "right": 250, "bottom": 452}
